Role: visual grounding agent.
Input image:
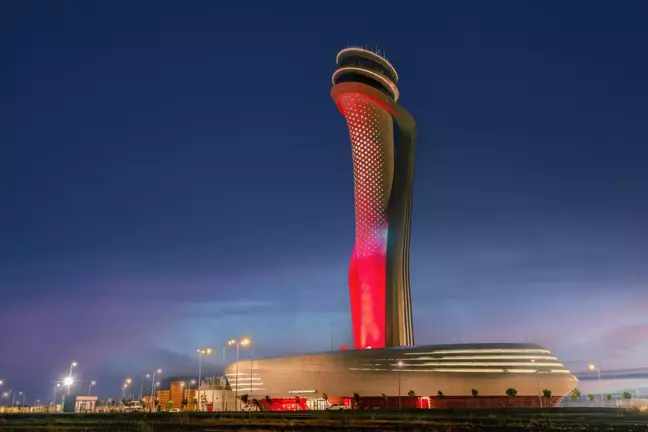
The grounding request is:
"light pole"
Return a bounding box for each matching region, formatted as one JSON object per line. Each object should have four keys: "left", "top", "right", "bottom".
{"left": 139, "top": 374, "right": 150, "bottom": 401}
{"left": 189, "top": 380, "right": 196, "bottom": 408}
{"left": 531, "top": 359, "right": 542, "bottom": 407}
{"left": 222, "top": 345, "right": 227, "bottom": 411}
{"left": 67, "top": 361, "right": 77, "bottom": 395}
{"left": 589, "top": 364, "right": 602, "bottom": 403}
{"left": 397, "top": 361, "right": 403, "bottom": 410}
{"left": 149, "top": 368, "right": 162, "bottom": 412}
{"left": 52, "top": 383, "right": 61, "bottom": 410}
{"left": 227, "top": 337, "right": 251, "bottom": 410}
{"left": 63, "top": 376, "right": 74, "bottom": 400}
{"left": 196, "top": 347, "right": 213, "bottom": 411}
{"left": 20, "top": 391, "right": 25, "bottom": 407}
{"left": 88, "top": 381, "right": 96, "bottom": 396}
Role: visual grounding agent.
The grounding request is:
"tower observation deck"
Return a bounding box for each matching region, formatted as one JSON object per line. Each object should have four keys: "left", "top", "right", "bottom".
{"left": 331, "top": 47, "right": 416, "bottom": 349}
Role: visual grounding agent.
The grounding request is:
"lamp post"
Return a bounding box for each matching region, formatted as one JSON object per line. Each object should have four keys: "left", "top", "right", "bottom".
{"left": 531, "top": 359, "right": 542, "bottom": 407}
{"left": 397, "top": 361, "right": 403, "bottom": 410}
{"left": 589, "top": 364, "right": 602, "bottom": 403}
{"left": 63, "top": 376, "right": 74, "bottom": 400}
{"left": 52, "top": 383, "right": 61, "bottom": 410}
{"left": 139, "top": 374, "right": 150, "bottom": 401}
{"left": 67, "top": 361, "right": 77, "bottom": 395}
{"left": 149, "top": 369, "right": 162, "bottom": 412}
{"left": 88, "top": 381, "right": 96, "bottom": 396}
{"left": 222, "top": 345, "right": 227, "bottom": 411}
{"left": 196, "top": 347, "right": 213, "bottom": 411}
{"left": 227, "top": 337, "right": 251, "bottom": 410}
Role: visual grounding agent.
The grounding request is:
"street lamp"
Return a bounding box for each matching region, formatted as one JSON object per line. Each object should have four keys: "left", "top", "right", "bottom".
{"left": 397, "top": 361, "right": 403, "bottom": 410}
{"left": 139, "top": 374, "right": 150, "bottom": 401}
{"left": 52, "top": 383, "right": 61, "bottom": 410}
{"left": 149, "top": 369, "right": 162, "bottom": 412}
{"left": 196, "top": 347, "right": 213, "bottom": 411}
{"left": 67, "top": 361, "right": 77, "bottom": 395}
{"left": 589, "top": 364, "right": 602, "bottom": 403}
{"left": 227, "top": 337, "right": 251, "bottom": 410}
{"left": 88, "top": 381, "right": 96, "bottom": 396}
{"left": 530, "top": 359, "right": 542, "bottom": 407}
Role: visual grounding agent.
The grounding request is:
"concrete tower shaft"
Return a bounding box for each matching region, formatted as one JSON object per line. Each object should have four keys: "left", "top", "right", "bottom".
{"left": 332, "top": 47, "right": 416, "bottom": 349}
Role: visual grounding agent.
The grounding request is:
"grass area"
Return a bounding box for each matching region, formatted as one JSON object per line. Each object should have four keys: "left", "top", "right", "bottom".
{"left": 1, "top": 408, "right": 648, "bottom": 431}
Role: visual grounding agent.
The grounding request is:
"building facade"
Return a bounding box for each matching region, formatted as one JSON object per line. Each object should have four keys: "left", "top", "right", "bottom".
{"left": 332, "top": 47, "right": 416, "bottom": 349}
{"left": 225, "top": 343, "right": 578, "bottom": 408}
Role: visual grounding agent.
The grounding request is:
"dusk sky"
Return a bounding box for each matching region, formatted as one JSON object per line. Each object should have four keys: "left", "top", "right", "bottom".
{"left": 2, "top": 0, "right": 648, "bottom": 402}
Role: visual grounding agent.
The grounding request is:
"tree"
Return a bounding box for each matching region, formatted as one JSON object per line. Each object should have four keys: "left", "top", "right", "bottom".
{"left": 506, "top": 388, "right": 518, "bottom": 397}
{"left": 570, "top": 388, "right": 581, "bottom": 400}
{"left": 380, "top": 393, "right": 387, "bottom": 409}
{"left": 265, "top": 395, "right": 272, "bottom": 404}
{"left": 240, "top": 394, "right": 249, "bottom": 404}
{"left": 623, "top": 391, "right": 632, "bottom": 400}
{"left": 166, "top": 400, "right": 173, "bottom": 411}
{"left": 182, "top": 399, "right": 188, "bottom": 408}
{"left": 407, "top": 390, "right": 416, "bottom": 397}
{"left": 543, "top": 389, "right": 552, "bottom": 400}
{"left": 353, "top": 392, "right": 361, "bottom": 409}
{"left": 437, "top": 391, "right": 445, "bottom": 399}
{"left": 587, "top": 393, "right": 594, "bottom": 402}
{"left": 471, "top": 389, "right": 478, "bottom": 398}
{"left": 606, "top": 394, "right": 612, "bottom": 401}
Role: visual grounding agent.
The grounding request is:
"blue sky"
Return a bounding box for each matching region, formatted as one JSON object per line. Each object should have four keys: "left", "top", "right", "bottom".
{"left": 1, "top": 0, "right": 648, "bottom": 401}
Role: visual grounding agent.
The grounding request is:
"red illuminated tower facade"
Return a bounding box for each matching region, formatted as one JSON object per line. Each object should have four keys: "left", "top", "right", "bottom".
{"left": 332, "top": 47, "right": 416, "bottom": 349}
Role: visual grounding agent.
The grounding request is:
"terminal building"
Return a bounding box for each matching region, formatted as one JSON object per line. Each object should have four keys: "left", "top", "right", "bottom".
{"left": 225, "top": 343, "right": 578, "bottom": 409}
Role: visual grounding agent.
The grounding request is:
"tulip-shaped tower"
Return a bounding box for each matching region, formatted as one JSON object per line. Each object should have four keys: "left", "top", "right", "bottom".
{"left": 331, "top": 47, "right": 416, "bottom": 349}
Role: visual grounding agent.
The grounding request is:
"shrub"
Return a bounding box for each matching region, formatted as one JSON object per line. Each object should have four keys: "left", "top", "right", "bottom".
{"left": 506, "top": 388, "right": 517, "bottom": 397}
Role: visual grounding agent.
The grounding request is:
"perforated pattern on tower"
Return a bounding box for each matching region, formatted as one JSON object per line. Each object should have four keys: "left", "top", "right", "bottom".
{"left": 338, "top": 93, "right": 394, "bottom": 257}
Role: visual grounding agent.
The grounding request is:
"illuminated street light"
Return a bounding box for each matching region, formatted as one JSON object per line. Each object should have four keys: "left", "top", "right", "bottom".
{"left": 63, "top": 376, "right": 74, "bottom": 387}
{"left": 139, "top": 373, "right": 150, "bottom": 401}
{"left": 52, "top": 384, "right": 61, "bottom": 410}
{"left": 88, "top": 381, "right": 96, "bottom": 396}
{"left": 66, "top": 362, "right": 77, "bottom": 395}
{"left": 227, "top": 337, "right": 252, "bottom": 410}
{"left": 589, "top": 364, "right": 602, "bottom": 403}
{"left": 196, "top": 347, "right": 214, "bottom": 411}
{"left": 149, "top": 369, "right": 162, "bottom": 412}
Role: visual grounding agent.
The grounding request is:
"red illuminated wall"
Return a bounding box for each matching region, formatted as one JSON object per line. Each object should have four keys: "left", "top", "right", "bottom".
{"left": 338, "top": 93, "right": 395, "bottom": 349}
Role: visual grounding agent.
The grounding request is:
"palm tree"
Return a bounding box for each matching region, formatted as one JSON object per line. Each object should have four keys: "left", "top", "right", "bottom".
{"left": 166, "top": 400, "right": 173, "bottom": 411}
{"left": 570, "top": 388, "right": 581, "bottom": 400}
{"left": 381, "top": 393, "right": 387, "bottom": 409}
{"left": 471, "top": 389, "right": 478, "bottom": 398}
{"left": 407, "top": 390, "right": 416, "bottom": 397}
{"left": 543, "top": 389, "right": 552, "bottom": 400}
{"left": 353, "top": 392, "right": 361, "bottom": 409}
{"left": 623, "top": 391, "right": 632, "bottom": 400}
{"left": 587, "top": 393, "right": 594, "bottom": 402}
{"left": 505, "top": 388, "right": 517, "bottom": 397}
{"left": 437, "top": 390, "right": 445, "bottom": 399}
{"left": 241, "top": 394, "right": 249, "bottom": 405}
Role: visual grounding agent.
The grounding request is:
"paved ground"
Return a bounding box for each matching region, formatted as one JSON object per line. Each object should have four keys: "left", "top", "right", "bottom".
{"left": 1, "top": 408, "right": 648, "bottom": 431}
